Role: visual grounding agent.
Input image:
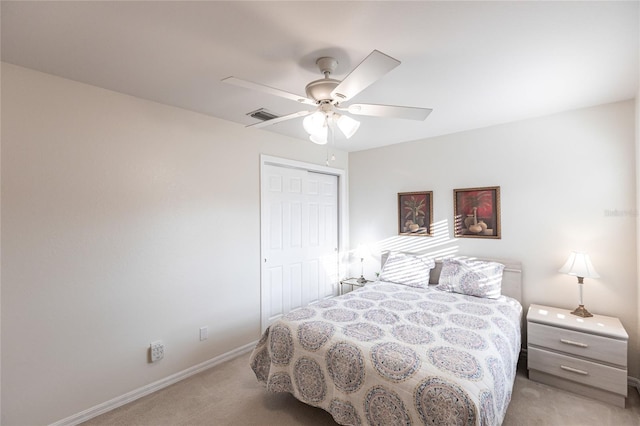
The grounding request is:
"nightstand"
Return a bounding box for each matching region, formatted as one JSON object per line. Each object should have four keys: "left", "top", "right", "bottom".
{"left": 527, "top": 303, "right": 628, "bottom": 407}
{"left": 340, "top": 277, "right": 372, "bottom": 295}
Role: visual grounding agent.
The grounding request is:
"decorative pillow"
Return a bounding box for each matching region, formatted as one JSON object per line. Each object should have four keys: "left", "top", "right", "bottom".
{"left": 436, "top": 258, "right": 505, "bottom": 299}
{"left": 378, "top": 252, "right": 436, "bottom": 288}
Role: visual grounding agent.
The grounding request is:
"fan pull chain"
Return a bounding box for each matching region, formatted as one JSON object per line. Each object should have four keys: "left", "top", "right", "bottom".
{"left": 326, "top": 120, "right": 336, "bottom": 165}
{"left": 331, "top": 119, "right": 336, "bottom": 162}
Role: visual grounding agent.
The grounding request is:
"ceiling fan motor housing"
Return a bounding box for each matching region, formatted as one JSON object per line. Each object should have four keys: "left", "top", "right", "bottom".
{"left": 305, "top": 78, "right": 340, "bottom": 103}
{"left": 305, "top": 56, "right": 341, "bottom": 103}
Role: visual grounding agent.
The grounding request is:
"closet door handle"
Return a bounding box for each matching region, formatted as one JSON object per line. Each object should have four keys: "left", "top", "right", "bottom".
{"left": 560, "top": 365, "right": 589, "bottom": 375}
{"left": 560, "top": 338, "right": 588, "bottom": 348}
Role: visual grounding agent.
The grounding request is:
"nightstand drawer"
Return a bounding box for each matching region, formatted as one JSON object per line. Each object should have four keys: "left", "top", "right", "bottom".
{"left": 528, "top": 322, "right": 627, "bottom": 367}
{"left": 528, "top": 347, "right": 627, "bottom": 395}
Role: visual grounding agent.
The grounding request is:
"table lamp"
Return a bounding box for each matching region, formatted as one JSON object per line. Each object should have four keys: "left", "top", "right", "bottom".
{"left": 559, "top": 251, "right": 600, "bottom": 317}
{"left": 355, "top": 244, "right": 370, "bottom": 284}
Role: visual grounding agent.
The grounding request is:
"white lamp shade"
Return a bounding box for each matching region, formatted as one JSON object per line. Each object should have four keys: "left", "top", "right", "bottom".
{"left": 309, "top": 126, "right": 328, "bottom": 144}
{"left": 302, "top": 111, "right": 325, "bottom": 134}
{"left": 336, "top": 114, "right": 360, "bottom": 139}
{"left": 354, "top": 244, "right": 370, "bottom": 259}
{"left": 303, "top": 111, "right": 328, "bottom": 144}
{"left": 559, "top": 251, "right": 600, "bottom": 278}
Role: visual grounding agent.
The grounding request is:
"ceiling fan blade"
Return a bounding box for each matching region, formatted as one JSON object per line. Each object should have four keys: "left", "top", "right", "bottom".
{"left": 345, "top": 104, "right": 432, "bottom": 121}
{"left": 330, "top": 50, "right": 401, "bottom": 103}
{"left": 247, "top": 110, "right": 311, "bottom": 129}
{"left": 222, "top": 77, "right": 316, "bottom": 106}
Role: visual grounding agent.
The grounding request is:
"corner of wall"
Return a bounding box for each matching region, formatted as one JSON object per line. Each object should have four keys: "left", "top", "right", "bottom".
{"left": 636, "top": 93, "right": 640, "bottom": 387}
{"left": 636, "top": 1, "right": 640, "bottom": 386}
{"left": 0, "top": 59, "right": 4, "bottom": 423}
{"left": 636, "top": 36, "right": 640, "bottom": 386}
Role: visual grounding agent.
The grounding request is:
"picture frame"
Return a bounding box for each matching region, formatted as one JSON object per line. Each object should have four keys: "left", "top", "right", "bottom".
{"left": 454, "top": 186, "right": 501, "bottom": 239}
{"left": 398, "top": 191, "right": 433, "bottom": 236}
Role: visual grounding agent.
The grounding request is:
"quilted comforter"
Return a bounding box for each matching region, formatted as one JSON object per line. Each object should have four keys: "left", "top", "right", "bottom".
{"left": 250, "top": 281, "right": 522, "bottom": 426}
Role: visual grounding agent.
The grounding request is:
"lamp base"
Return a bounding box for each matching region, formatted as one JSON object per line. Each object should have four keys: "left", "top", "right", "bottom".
{"left": 570, "top": 304, "right": 593, "bottom": 318}
{"left": 357, "top": 275, "right": 367, "bottom": 284}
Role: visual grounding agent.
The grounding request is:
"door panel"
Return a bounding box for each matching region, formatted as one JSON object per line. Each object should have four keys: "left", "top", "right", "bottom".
{"left": 268, "top": 266, "right": 283, "bottom": 318}
{"left": 261, "top": 165, "right": 338, "bottom": 329}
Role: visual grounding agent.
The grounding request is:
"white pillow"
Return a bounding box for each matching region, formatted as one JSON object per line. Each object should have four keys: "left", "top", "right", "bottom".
{"left": 435, "top": 258, "right": 505, "bottom": 299}
{"left": 378, "top": 252, "right": 436, "bottom": 288}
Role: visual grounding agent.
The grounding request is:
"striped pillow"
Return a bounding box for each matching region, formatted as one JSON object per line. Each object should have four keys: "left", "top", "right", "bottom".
{"left": 436, "top": 258, "right": 505, "bottom": 299}
{"left": 378, "top": 252, "right": 435, "bottom": 288}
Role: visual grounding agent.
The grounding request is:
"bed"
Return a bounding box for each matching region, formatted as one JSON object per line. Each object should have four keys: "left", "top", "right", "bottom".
{"left": 250, "top": 252, "right": 523, "bottom": 425}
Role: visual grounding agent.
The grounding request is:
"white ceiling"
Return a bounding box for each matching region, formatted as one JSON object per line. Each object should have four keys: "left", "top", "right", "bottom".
{"left": 2, "top": 1, "right": 638, "bottom": 152}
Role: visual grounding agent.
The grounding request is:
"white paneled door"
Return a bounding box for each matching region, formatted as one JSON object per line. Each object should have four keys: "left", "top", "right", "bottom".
{"left": 261, "top": 163, "right": 339, "bottom": 330}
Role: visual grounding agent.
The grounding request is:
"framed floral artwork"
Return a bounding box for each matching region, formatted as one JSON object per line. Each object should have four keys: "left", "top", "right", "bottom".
{"left": 454, "top": 186, "right": 501, "bottom": 239}
{"left": 398, "top": 191, "right": 433, "bottom": 236}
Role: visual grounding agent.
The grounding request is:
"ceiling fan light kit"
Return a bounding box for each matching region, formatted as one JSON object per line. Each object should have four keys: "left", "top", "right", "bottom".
{"left": 303, "top": 110, "right": 329, "bottom": 144}
{"left": 223, "top": 50, "right": 432, "bottom": 144}
{"left": 336, "top": 114, "right": 360, "bottom": 139}
{"left": 302, "top": 101, "right": 361, "bottom": 144}
{"left": 310, "top": 132, "right": 328, "bottom": 145}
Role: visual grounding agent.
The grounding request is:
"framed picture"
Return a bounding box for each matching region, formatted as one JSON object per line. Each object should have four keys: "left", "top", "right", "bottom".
{"left": 398, "top": 191, "right": 433, "bottom": 236}
{"left": 454, "top": 186, "right": 501, "bottom": 239}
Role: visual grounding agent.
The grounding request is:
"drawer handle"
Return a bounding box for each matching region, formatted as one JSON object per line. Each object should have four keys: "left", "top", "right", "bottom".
{"left": 560, "top": 338, "right": 588, "bottom": 348}
{"left": 560, "top": 365, "right": 589, "bottom": 375}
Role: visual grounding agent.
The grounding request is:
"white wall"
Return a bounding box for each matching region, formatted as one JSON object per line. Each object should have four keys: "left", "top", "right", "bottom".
{"left": 349, "top": 100, "right": 638, "bottom": 378}
{"left": 0, "top": 63, "right": 348, "bottom": 425}
{"left": 636, "top": 87, "right": 640, "bottom": 379}
{"left": 636, "top": 5, "right": 640, "bottom": 381}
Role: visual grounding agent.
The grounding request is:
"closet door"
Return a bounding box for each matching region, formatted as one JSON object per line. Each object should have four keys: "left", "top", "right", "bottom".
{"left": 261, "top": 164, "right": 339, "bottom": 329}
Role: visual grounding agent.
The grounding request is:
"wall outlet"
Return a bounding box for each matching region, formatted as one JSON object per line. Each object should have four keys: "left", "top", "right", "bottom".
{"left": 199, "top": 326, "right": 208, "bottom": 341}
{"left": 150, "top": 341, "right": 164, "bottom": 362}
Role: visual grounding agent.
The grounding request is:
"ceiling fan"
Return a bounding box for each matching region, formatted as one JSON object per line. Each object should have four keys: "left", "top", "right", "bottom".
{"left": 222, "top": 50, "right": 432, "bottom": 144}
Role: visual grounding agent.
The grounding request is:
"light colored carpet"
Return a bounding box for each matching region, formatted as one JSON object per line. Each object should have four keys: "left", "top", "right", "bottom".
{"left": 83, "top": 352, "right": 640, "bottom": 425}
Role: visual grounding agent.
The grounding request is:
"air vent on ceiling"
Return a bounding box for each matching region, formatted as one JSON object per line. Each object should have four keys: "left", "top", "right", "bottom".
{"left": 247, "top": 108, "right": 279, "bottom": 122}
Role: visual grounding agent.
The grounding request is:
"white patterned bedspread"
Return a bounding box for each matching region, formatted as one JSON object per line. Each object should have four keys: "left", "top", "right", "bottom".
{"left": 250, "top": 281, "right": 523, "bottom": 426}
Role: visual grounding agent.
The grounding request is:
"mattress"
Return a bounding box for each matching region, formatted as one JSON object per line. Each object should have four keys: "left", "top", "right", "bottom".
{"left": 250, "top": 281, "right": 523, "bottom": 425}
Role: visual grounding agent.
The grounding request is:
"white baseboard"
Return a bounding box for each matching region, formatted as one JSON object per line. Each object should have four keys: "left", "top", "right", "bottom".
{"left": 49, "top": 341, "right": 257, "bottom": 426}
